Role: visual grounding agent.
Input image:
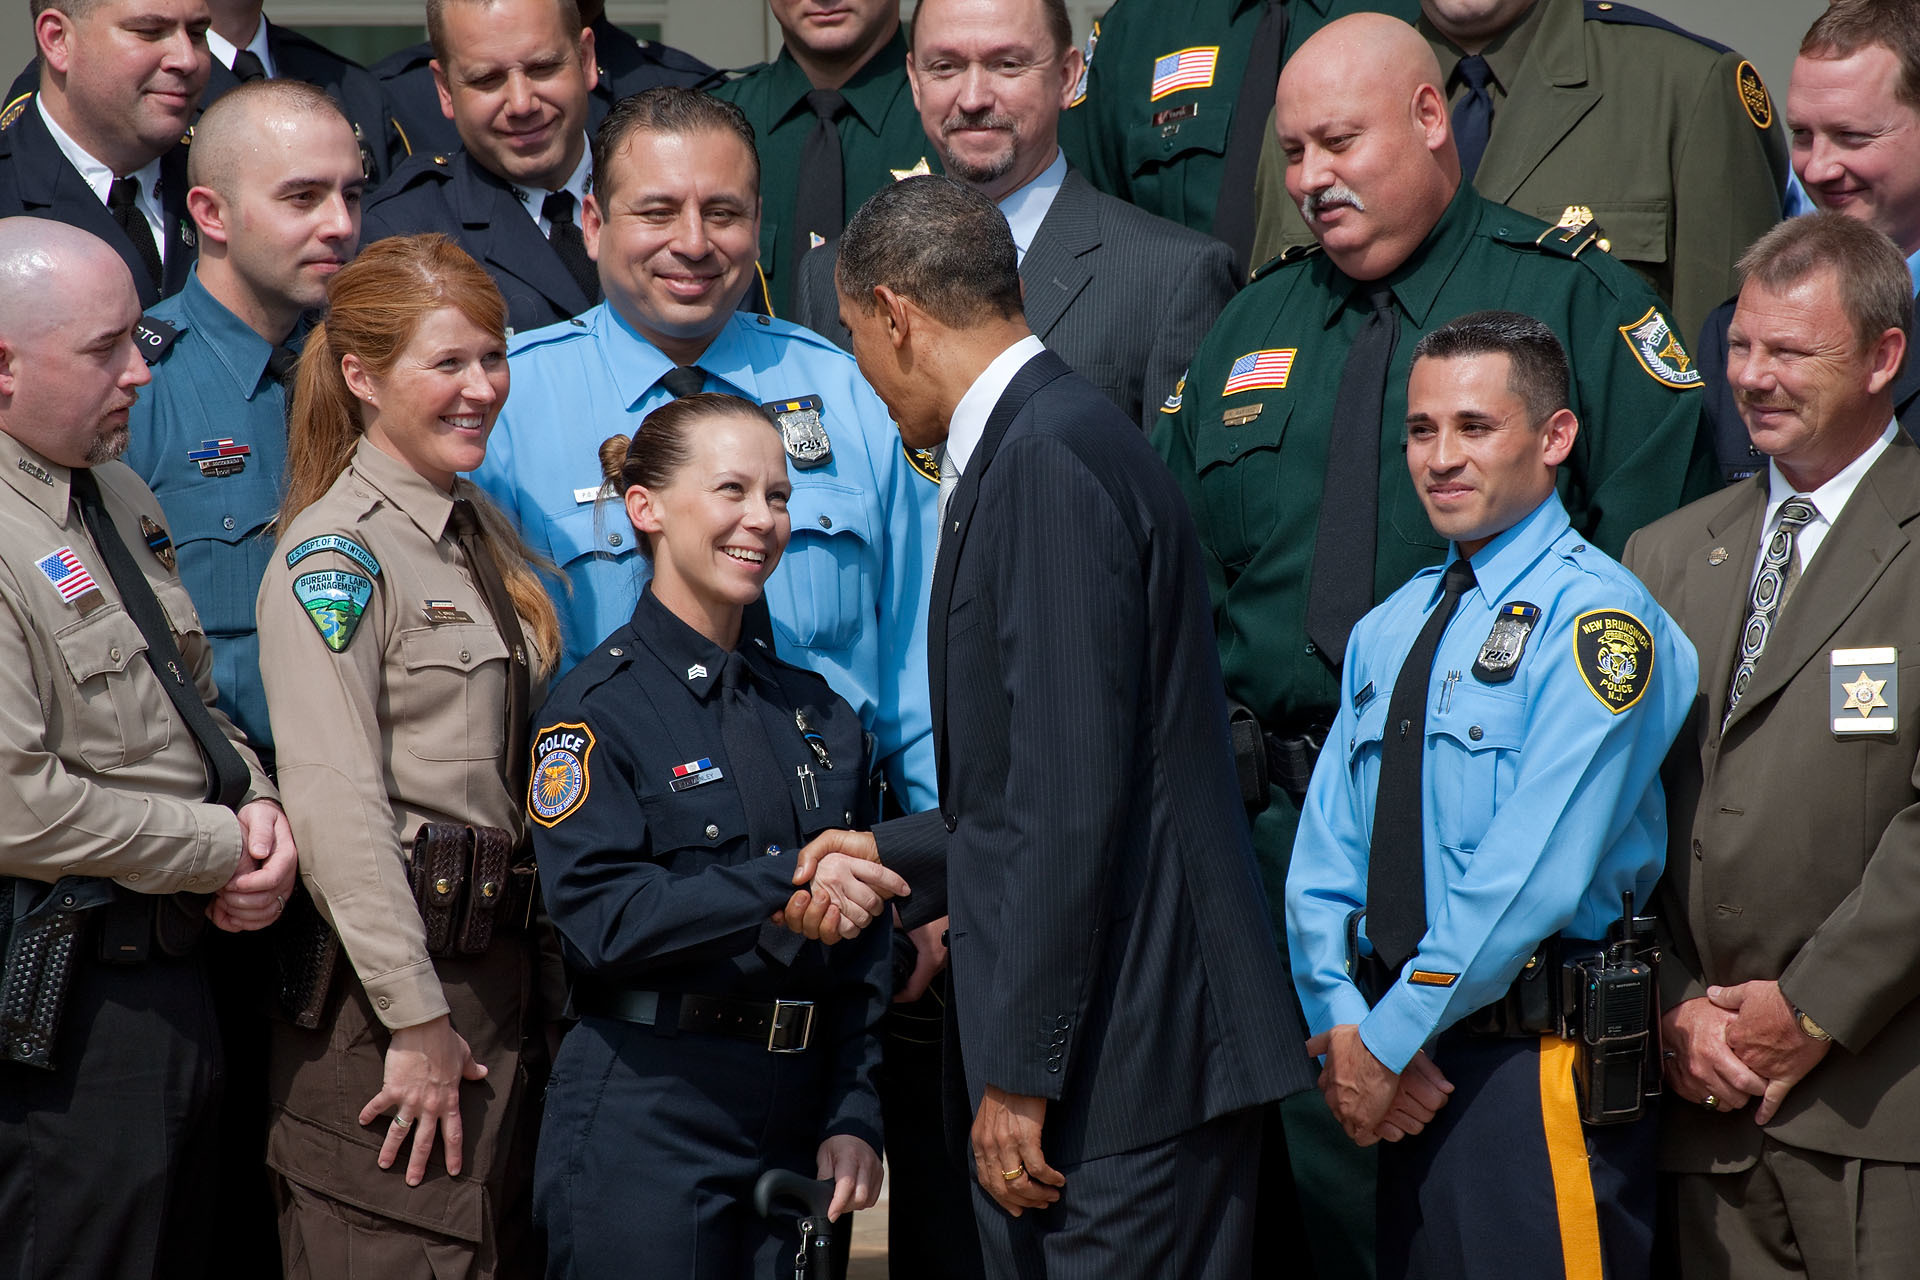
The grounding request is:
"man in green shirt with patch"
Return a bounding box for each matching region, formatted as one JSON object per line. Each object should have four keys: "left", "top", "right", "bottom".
{"left": 1153, "top": 15, "right": 1713, "bottom": 1278}
{"left": 714, "top": 0, "right": 939, "bottom": 315}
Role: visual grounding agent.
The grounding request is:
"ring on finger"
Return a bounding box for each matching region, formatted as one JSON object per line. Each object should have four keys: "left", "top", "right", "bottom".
{"left": 391, "top": 1115, "right": 414, "bottom": 1131}
{"left": 1000, "top": 1165, "right": 1026, "bottom": 1181}
{"left": 1702, "top": 1094, "right": 1718, "bottom": 1110}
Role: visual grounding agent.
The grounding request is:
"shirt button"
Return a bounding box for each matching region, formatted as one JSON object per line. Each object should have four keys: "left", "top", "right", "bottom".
{"left": 943, "top": 812, "right": 957, "bottom": 832}
{"left": 705, "top": 823, "right": 719, "bottom": 841}
{"left": 125, "top": 872, "right": 140, "bottom": 882}
{"left": 109, "top": 646, "right": 122, "bottom": 662}
{"left": 376, "top": 996, "right": 391, "bottom": 1010}
{"left": 1468, "top": 725, "right": 1484, "bottom": 741}
{"left": 818, "top": 515, "right": 832, "bottom": 529}
{"left": 459, "top": 649, "right": 471, "bottom": 663}
{"left": 222, "top": 516, "right": 235, "bottom": 530}
{"left": 608, "top": 532, "right": 623, "bottom": 547}
{"left": 608, "top": 647, "right": 624, "bottom": 657}
{"left": 843, "top": 810, "right": 853, "bottom": 825}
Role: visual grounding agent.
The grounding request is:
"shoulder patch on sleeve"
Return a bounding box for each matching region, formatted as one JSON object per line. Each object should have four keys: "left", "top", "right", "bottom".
{"left": 529, "top": 721, "right": 595, "bottom": 826}
{"left": 904, "top": 441, "right": 941, "bottom": 484}
{"left": 286, "top": 533, "right": 382, "bottom": 577}
{"left": 1735, "top": 60, "right": 1773, "bottom": 130}
{"left": 1068, "top": 20, "right": 1098, "bottom": 108}
{"left": 293, "top": 569, "right": 373, "bottom": 652}
{"left": 1575, "top": 608, "right": 1654, "bottom": 714}
{"left": 0, "top": 92, "right": 30, "bottom": 132}
{"left": 1161, "top": 368, "right": 1187, "bottom": 414}
{"left": 134, "top": 315, "right": 181, "bottom": 365}
{"left": 1618, "top": 306, "right": 1703, "bottom": 388}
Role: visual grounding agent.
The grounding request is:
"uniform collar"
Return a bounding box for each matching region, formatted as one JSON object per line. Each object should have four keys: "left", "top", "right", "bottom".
{"left": 1420, "top": 0, "right": 1549, "bottom": 97}
{"left": 630, "top": 585, "right": 780, "bottom": 700}
{"left": 208, "top": 16, "right": 276, "bottom": 78}
{"left": 508, "top": 137, "right": 594, "bottom": 229}
{"left": 0, "top": 429, "right": 73, "bottom": 522}
{"left": 1446, "top": 490, "right": 1571, "bottom": 607}
{"left": 175, "top": 268, "right": 286, "bottom": 399}
{"left": 765, "top": 26, "right": 910, "bottom": 135}
{"left": 1320, "top": 180, "right": 1483, "bottom": 330}
{"left": 36, "top": 94, "right": 164, "bottom": 196}
{"left": 349, "top": 435, "right": 462, "bottom": 542}
{"left": 594, "top": 302, "right": 763, "bottom": 408}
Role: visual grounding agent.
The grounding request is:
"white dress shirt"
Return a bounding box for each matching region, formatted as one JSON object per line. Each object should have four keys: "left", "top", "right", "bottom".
{"left": 997, "top": 149, "right": 1067, "bottom": 266}
{"left": 208, "top": 19, "right": 276, "bottom": 79}
{"left": 944, "top": 334, "right": 1049, "bottom": 482}
{"left": 36, "top": 98, "right": 165, "bottom": 254}
{"left": 511, "top": 142, "right": 594, "bottom": 239}
{"left": 1753, "top": 419, "right": 1898, "bottom": 582}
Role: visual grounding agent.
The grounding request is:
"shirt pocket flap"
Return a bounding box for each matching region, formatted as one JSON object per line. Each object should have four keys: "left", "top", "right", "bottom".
{"left": 548, "top": 501, "right": 636, "bottom": 568}
{"left": 639, "top": 788, "right": 749, "bottom": 856}
{"left": 786, "top": 481, "right": 874, "bottom": 545}
{"left": 1193, "top": 396, "right": 1293, "bottom": 478}
{"left": 1124, "top": 105, "right": 1232, "bottom": 171}
{"left": 160, "top": 476, "right": 269, "bottom": 546}
{"left": 1344, "top": 694, "right": 1389, "bottom": 763}
{"left": 401, "top": 622, "right": 509, "bottom": 674}
{"left": 155, "top": 581, "right": 204, "bottom": 638}
{"left": 55, "top": 606, "right": 148, "bottom": 685}
{"left": 1432, "top": 690, "right": 1527, "bottom": 754}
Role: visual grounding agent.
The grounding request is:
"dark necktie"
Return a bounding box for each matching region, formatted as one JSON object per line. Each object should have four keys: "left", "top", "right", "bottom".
{"left": 1367, "top": 557, "right": 1477, "bottom": 975}
{"left": 720, "top": 653, "right": 805, "bottom": 965}
{"left": 264, "top": 344, "right": 299, "bottom": 386}
{"left": 1452, "top": 54, "right": 1495, "bottom": 183}
{"left": 657, "top": 365, "right": 707, "bottom": 399}
{"left": 1306, "top": 284, "right": 1398, "bottom": 666}
{"left": 107, "top": 176, "right": 164, "bottom": 293}
{"left": 449, "top": 499, "right": 532, "bottom": 808}
{"left": 71, "top": 469, "right": 250, "bottom": 809}
{"left": 790, "top": 89, "right": 848, "bottom": 312}
{"left": 231, "top": 49, "right": 268, "bottom": 83}
{"left": 1212, "top": 0, "right": 1289, "bottom": 274}
{"left": 541, "top": 190, "right": 600, "bottom": 305}
{"left": 1725, "top": 496, "right": 1817, "bottom": 727}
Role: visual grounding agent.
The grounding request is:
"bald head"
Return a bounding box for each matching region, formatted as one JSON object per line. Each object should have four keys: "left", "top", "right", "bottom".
{"left": 1275, "top": 13, "right": 1459, "bottom": 280}
{"left": 189, "top": 79, "right": 351, "bottom": 199}
{"left": 0, "top": 219, "right": 150, "bottom": 468}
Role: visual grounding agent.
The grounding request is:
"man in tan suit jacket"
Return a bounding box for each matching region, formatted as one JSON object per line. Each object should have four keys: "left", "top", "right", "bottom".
{"left": 1623, "top": 211, "right": 1920, "bottom": 1278}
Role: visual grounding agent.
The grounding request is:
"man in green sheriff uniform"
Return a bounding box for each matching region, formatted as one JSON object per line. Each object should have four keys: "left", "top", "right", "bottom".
{"left": 1251, "top": 0, "right": 1790, "bottom": 342}
{"left": 1057, "top": 0, "right": 1418, "bottom": 272}
{"left": 1153, "top": 17, "right": 1714, "bottom": 1278}
{"left": 714, "top": 0, "right": 939, "bottom": 316}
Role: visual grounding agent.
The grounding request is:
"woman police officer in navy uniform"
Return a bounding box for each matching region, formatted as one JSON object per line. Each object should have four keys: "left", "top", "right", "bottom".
{"left": 529, "top": 393, "right": 902, "bottom": 1278}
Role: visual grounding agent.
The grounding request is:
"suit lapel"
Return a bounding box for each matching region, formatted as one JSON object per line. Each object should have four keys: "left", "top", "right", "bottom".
{"left": 928, "top": 349, "right": 1074, "bottom": 786}
{"left": 1685, "top": 477, "right": 1767, "bottom": 735}
{"left": 455, "top": 154, "right": 592, "bottom": 317}
{"left": 1727, "top": 433, "right": 1920, "bottom": 731}
{"left": 159, "top": 141, "right": 195, "bottom": 299}
{"left": 9, "top": 106, "right": 169, "bottom": 308}
{"left": 1017, "top": 171, "right": 1099, "bottom": 342}
{"left": 1473, "top": 0, "right": 1600, "bottom": 208}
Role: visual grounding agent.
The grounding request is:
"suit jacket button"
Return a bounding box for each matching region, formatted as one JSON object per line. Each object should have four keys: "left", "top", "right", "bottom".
{"left": 944, "top": 812, "right": 957, "bottom": 832}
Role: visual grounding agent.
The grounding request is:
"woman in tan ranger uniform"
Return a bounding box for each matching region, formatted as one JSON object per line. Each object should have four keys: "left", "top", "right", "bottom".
{"left": 255, "top": 233, "right": 565, "bottom": 1279}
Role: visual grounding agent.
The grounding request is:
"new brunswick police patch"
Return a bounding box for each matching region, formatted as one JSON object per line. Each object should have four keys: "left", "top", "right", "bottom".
{"left": 1618, "top": 307, "right": 1702, "bottom": 389}
{"left": 904, "top": 442, "right": 941, "bottom": 484}
{"left": 530, "top": 722, "right": 595, "bottom": 826}
{"left": 294, "top": 570, "right": 372, "bottom": 653}
{"left": 1575, "top": 609, "right": 1654, "bottom": 714}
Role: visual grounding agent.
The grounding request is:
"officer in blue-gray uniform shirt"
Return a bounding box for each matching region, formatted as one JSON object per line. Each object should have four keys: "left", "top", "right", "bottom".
{"left": 125, "top": 81, "right": 366, "bottom": 764}
{"left": 472, "top": 88, "right": 937, "bottom": 810}
{"left": 1286, "top": 312, "right": 1696, "bottom": 1280}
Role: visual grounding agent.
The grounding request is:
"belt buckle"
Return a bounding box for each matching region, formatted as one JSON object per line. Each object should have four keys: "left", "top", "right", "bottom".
{"left": 767, "top": 999, "right": 814, "bottom": 1053}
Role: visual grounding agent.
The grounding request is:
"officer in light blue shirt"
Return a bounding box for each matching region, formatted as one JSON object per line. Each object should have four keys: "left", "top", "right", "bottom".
{"left": 1285, "top": 312, "right": 1697, "bottom": 1280}
{"left": 472, "top": 87, "right": 936, "bottom": 810}
{"left": 124, "top": 81, "right": 366, "bottom": 763}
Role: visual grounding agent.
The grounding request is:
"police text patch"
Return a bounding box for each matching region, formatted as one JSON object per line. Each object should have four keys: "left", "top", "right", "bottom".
{"left": 1575, "top": 610, "right": 1654, "bottom": 714}
{"left": 294, "top": 570, "right": 372, "bottom": 652}
{"left": 1619, "top": 308, "right": 1702, "bottom": 389}
{"left": 530, "top": 722, "right": 595, "bottom": 826}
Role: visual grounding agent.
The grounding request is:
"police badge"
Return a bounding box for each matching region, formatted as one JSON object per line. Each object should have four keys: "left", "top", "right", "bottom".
{"left": 763, "top": 395, "right": 833, "bottom": 470}
{"left": 1472, "top": 601, "right": 1539, "bottom": 684}
{"left": 139, "top": 515, "right": 176, "bottom": 571}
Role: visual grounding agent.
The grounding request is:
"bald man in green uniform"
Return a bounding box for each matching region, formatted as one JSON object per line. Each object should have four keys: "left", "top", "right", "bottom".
{"left": 1154, "top": 17, "right": 1714, "bottom": 1278}
{"left": 1251, "top": 0, "right": 1790, "bottom": 341}
{"left": 713, "top": 0, "right": 939, "bottom": 316}
{"left": 1057, "top": 0, "right": 1418, "bottom": 272}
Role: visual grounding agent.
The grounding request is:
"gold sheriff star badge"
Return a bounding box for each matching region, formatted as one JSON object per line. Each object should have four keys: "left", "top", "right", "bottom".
{"left": 1842, "top": 670, "right": 1890, "bottom": 717}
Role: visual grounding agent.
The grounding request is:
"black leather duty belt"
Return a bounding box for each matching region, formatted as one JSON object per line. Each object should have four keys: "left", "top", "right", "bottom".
{"left": 574, "top": 987, "right": 816, "bottom": 1053}
{"left": 1227, "top": 703, "right": 1332, "bottom": 809}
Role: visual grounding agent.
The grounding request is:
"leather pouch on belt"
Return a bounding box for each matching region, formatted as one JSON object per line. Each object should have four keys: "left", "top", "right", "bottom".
{"left": 410, "top": 824, "right": 472, "bottom": 956}
{"left": 455, "top": 826, "right": 513, "bottom": 956}
{"left": 271, "top": 884, "right": 341, "bottom": 1030}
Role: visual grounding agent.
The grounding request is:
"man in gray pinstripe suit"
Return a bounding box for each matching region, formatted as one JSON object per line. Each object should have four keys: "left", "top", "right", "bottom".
{"left": 792, "top": 0, "right": 1239, "bottom": 430}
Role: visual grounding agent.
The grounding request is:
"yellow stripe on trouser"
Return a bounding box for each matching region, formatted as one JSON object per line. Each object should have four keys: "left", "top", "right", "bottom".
{"left": 1538, "top": 1034, "right": 1604, "bottom": 1280}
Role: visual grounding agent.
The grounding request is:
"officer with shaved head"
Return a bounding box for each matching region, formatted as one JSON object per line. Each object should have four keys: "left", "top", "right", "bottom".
{"left": 0, "top": 218, "right": 294, "bottom": 1280}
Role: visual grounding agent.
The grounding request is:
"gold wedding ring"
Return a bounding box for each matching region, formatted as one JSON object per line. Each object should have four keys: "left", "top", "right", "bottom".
{"left": 1702, "top": 1095, "right": 1718, "bottom": 1110}
{"left": 1000, "top": 1165, "right": 1025, "bottom": 1181}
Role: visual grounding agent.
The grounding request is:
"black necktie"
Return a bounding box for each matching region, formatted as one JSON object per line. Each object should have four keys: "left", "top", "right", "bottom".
{"left": 541, "top": 190, "right": 600, "bottom": 305}
{"left": 1367, "top": 557, "right": 1476, "bottom": 975}
{"left": 264, "top": 344, "right": 299, "bottom": 386}
{"left": 107, "top": 176, "right": 163, "bottom": 293}
{"left": 1306, "top": 284, "right": 1398, "bottom": 666}
{"left": 1452, "top": 54, "right": 1495, "bottom": 182}
{"left": 70, "top": 469, "right": 250, "bottom": 809}
{"left": 720, "top": 653, "right": 806, "bottom": 965}
{"left": 231, "top": 49, "right": 267, "bottom": 83}
{"left": 449, "top": 499, "right": 532, "bottom": 809}
{"left": 657, "top": 365, "right": 707, "bottom": 399}
{"left": 1212, "top": 0, "right": 1289, "bottom": 274}
{"left": 790, "top": 89, "right": 848, "bottom": 312}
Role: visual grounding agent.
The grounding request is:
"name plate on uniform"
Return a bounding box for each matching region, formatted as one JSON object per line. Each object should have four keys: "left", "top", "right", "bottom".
{"left": 1831, "top": 647, "right": 1897, "bottom": 735}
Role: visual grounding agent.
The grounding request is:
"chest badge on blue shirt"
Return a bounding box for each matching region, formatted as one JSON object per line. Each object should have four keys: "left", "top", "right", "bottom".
{"left": 188, "top": 437, "right": 251, "bottom": 478}
{"left": 1831, "top": 648, "right": 1897, "bottom": 735}
{"left": 139, "top": 516, "right": 175, "bottom": 571}
{"left": 530, "top": 722, "right": 596, "bottom": 826}
{"left": 764, "top": 396, "right": 833, "bottom": 470}
{"left": 1575, "top": 609, "right": 1654, "bottom": 714}
{"left": 1473, "top": 602, "right": 1539, "bottom": 684}
{"left": 670, "top": 757, "right": 724, "bottom": 791}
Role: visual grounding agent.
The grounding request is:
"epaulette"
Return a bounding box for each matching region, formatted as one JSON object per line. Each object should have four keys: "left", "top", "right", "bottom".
{"left": 1529, "top": 205, "right": 1611, "bottom": 260}
{"left": 134, "top": 315, "right": 182, "bottom": 366}
{"left": 0, "top": 91, "right": 30, "bottom": 133}
{"left": 506, "top": 314, "right": 595, "bottom": 357}
{"left": 757, "top": 310, "right": 855, "bottom": 357}
{"left": 1249, "top": 241, "right": 1320, "bottom": 283}
{"left": 1583, "top": 1, "right": 1731, "bottom": 55}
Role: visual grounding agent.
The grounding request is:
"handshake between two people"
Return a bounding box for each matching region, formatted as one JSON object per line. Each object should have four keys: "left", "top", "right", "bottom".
{"left": 771, "top": 829, "right": 909, "bottom": 945}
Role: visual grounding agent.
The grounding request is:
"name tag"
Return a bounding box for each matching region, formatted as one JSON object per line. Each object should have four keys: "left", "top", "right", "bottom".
{"left": 575, "top": 486, "right": 605, "bottom": 505}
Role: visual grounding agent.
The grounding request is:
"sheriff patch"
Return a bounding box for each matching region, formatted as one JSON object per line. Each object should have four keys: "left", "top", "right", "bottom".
{"left": 1069, "top": 20, "right": 1098, "bottom": 108}
{"left": 764, "top": 395, "right": 833, "bottom": 470}
{"left": 1575, "top": 609, "right": 1654, "bottom": 714}
{"left": 1831, "top": 647, "right": 1897, "bottom": 735}
{"left": 905, "top": 443, "right": 941, "bottom": 484}
{"left": 140, "top": 515, "right": 175, "bottom": 570}
{"left": 286, "top": 534, "right": 381, "bottom": 578}
{"left": 1736, "top": 60, "right": 1773, "bottom": 130}
{"left": 530, "top": 722, "right": 595, "bottom": 826}
{"left": 1161, "top": 369, "right": 1186, "bottom": 414}
{"left": 1473, "top": 602, "right": 1539, "bottom": 684}
{"left": 1618, "top": 308, "right": 1702, "bottom": 389}
{"left": 294, "top": 569, "right": 372, "bottom": 653}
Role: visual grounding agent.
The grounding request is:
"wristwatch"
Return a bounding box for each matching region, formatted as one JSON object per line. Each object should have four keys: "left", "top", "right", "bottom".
{"left": 1792, "top": 1005, "right": 1833, "bottom": 1042}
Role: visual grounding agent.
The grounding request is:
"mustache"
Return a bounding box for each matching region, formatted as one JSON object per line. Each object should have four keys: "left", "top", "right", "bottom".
{"left": 940, "top": 106, "right": 1018, "bottom": 135}
{"left": 1301, "top": 185, "right": 1366, "bottom": 220}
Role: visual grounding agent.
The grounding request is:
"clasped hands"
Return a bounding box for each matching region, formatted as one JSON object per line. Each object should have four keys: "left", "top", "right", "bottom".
{"left": 1662, "top": 979, "right": 1831, "bottom": 1124}
{"left": 1308, "top": 1025, "right": 1455, "bottom": 1147}
{"left": 770, "top": 829, "right": 909, "bottom": 943}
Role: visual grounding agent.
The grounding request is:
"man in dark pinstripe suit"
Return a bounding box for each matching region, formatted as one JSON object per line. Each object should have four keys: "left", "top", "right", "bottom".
{"left": 784, "top": 174, "right": 1314, "bottom": 1278}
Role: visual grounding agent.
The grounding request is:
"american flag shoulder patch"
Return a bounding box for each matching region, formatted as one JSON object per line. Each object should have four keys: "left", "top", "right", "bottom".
{"left": 1149, "top": 47, "right": 1218, "bottom": 101}
{"left": 36, "top": 546, "right": 98, "bottom": 603}
{"left": 1222, "top": 349, "right": 1296, "bottom": 395}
